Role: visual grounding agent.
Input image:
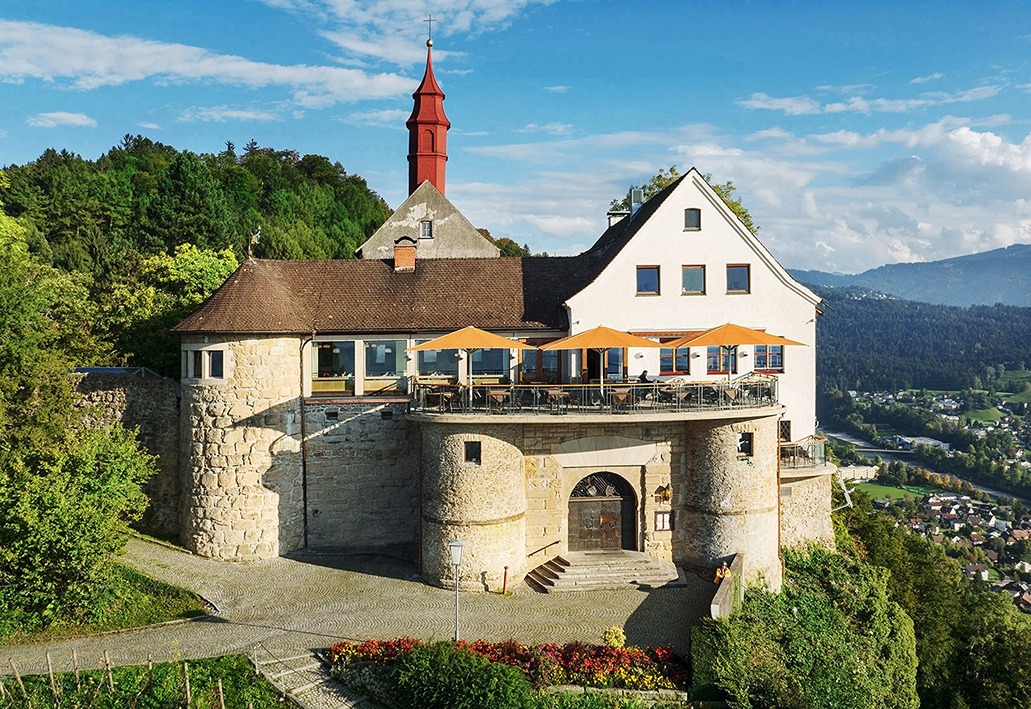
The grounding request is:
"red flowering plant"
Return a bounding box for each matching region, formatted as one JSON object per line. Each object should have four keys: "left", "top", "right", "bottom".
{"left": 328, "top": 636, "right": 422, "bottom": 665}
{"left": 328, "top": 637, "right": 689, "bottom": 691}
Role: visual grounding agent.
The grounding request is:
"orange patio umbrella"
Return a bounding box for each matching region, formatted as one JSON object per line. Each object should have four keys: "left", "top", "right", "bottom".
{"left": 541, "top": 326, "right": 662, "bottom": 383}
{"left": 540, "top": 325, "right": 664, "bottom": 351}
{"left": 668, "top": 323, "right": 806, "bottom": 380}
{"left": 667, "top": 323, "right": 806, "bottom": 349}
{"left": 410, "top": 326, "right": 536, "bottom": 403}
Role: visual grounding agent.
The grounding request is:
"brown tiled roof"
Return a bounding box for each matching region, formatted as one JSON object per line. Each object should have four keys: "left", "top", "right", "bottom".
{"left": 172, "top": 255, "right": 596, "bottom": 335}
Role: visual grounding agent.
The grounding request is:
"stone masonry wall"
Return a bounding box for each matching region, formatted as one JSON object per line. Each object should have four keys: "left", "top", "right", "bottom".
{"left": 780, "top": 474, "right": 835, "bottom": 548}
{"left": 75, "top": 371, "right": 181, "bottom": 537}
{"left": 303, "top": 400, "right": 420, "bottom": 558}
{"left": 420, "top": 423, "right": 527, "bottom": 591}
{"left": 180, "top": 335, "right": 303, "bottom": 560}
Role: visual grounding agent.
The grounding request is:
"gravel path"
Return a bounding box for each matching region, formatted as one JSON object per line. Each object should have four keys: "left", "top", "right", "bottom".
{"left": 2, "top": 538, "right": 714, "bottom": 677}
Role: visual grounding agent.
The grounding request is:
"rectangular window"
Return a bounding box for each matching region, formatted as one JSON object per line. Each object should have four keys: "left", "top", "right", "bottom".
{"left": 779, "top": 420, "right": 792, "bottom": 442}
{"left": 471, "top": 348, "right": 507, "bottom": 376}
{"left": 192, "top": 350, "right": 203, "bottom": 379}
{"left": 417, "top": 343, "right": 460, "bottom": 377}
{"left": 208, "top": 350, "right": 224, "bottom": 379}
{"left": 659, "top": 347, "right": 690, "bottom": 375}
{"left": 364, "top": 340, "right": 407, "bottom": 394}
{"left": 313, "top": 341, "right": 356, "bottom": 394}
{"left": 707, "top": 346, "right": 737, "bottom": 375}
{"left": 727, "top": 264, "right": 751, "bottom": 293}
{"left": 636, "top": 266, "right": 660, "bottom": 295}
{"left": 605, "top": 348, "right": 624, "bottom": 379}
{"left": 754, "top": 345, "right": 784, "bottom": 372}
{"left": 684, "top": 208, "right": 701, "bottom": 230}
{"left": 420, "top": 220, "right": 433, "bottom": 239}
{"left": 738, "top": 432, "right": 754, "bottom": 457}
{"left": 465, "top": 440, "right": 482, "bottom": 465}
{"left": 681, "top": 265, "right": 705, "bottom": 294}
{"left": 655, "top": 511, "right": 673, "bottom": 531}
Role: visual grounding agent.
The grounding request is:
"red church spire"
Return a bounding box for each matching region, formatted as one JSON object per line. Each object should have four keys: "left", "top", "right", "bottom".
{"left": 407, "top": 38, "right": 450, "bottom": 195}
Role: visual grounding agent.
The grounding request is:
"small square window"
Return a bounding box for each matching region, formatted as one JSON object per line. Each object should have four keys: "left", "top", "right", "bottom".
{"left": 464, "top": 440, "right": 482, "bottom": 465}
{"left": 779, "top": 420, "right": 792, "bottom": 442}
{"left": 682, "top": 265, "right": 705, "bottom": 294}
{"left": 684, "top": 208, "right": 701, "bottom": 230}
{"left": 655, "top": 511, "right": 673, "bottom": 531}
{"left": 754, "top": 345, "right": 784, "bottom": 372}
{"left": 727, "top": 264, "right": 751, "bottom": 293}
{"left": 636, "top": 266, "right": 660, "bottom": 295}
{"left": 738, "top": 432, "right": 754, "bottom": 457}
{"left": 420, "top": 220, "right": 433, "bottom": 239}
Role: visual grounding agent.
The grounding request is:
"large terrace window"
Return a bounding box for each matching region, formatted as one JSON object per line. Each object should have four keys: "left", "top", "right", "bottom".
{"left": 521, "top": 349, "right": 560, "bottom": 383}
{"left": 754, "top": 345, "right": 784, "bottom": 372}
{"left": 365, "top": 340, "right": 407, "bottom": 394}
{"left": 314, "top": 341, "right": 355, "bottom": 394}
{"left": 471, "top": 348, "right": 507, "bottom": 379}
{"left": 416, "top": 344, "right": 459, "bottom": 379}
{"left": 659, "top": 346, "right": 690, "bottom": 376}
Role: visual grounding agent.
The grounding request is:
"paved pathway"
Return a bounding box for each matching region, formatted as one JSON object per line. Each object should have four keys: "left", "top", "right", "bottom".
{"left": 2, "top": 538, "right": 714, "bottom": 680}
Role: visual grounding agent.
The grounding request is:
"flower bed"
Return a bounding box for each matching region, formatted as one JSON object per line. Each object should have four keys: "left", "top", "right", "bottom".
{"left": 328, "top": 637, "right": 689, "bottom": 692}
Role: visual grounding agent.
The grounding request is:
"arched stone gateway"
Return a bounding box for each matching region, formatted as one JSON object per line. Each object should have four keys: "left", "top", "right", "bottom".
{"left": 568, "top": 472, "right": 637, "bottom": 552}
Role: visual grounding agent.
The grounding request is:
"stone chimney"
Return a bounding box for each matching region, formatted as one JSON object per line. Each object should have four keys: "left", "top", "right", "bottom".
{"left": 394, "top": 236, "right": 417, "bottom": 272}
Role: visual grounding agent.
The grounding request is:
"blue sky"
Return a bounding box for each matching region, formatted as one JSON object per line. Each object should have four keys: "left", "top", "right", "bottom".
{"left": 2, "top": 1, "right": 1031, "bottom": 272}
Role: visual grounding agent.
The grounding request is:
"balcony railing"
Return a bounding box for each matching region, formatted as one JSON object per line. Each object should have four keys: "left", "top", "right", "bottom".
{"left": 411, "top": 378, "right": 779, "bottom": 416}
{"left": 779, "top": 435, "right": 828, "bottom": 469}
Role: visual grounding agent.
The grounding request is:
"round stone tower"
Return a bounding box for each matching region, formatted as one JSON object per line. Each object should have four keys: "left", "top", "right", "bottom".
{"left": 179, "top": 335, "right": 303, "bottom": 560}
{"left": 675, "top": 415, "right": 783, "bottom": 589}
{"left": 419, "top": 424, "right": 527, "bottom": 591}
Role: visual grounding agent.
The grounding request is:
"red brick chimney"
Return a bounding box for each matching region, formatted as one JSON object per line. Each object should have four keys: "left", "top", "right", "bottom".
{"left": 394, "top": 236, "right": 417, "bottom": 272}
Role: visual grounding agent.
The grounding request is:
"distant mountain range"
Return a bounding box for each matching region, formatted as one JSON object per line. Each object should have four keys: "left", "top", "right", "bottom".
{"left": 790, "top": 243, "right": 1031, "bottom": 307}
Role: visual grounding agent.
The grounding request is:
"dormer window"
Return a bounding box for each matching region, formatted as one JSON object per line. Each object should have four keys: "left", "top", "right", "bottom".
{"left": 420, "top": 220, "right": 433, "bottom": 239}
{"left": 684, "top": 208, "right": 701, "bottom": 230}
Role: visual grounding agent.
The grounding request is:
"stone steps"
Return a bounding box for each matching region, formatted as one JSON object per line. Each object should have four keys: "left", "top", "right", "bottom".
{"left": 526, "top": 551, "right": 680, "bottom": 593}
{"left": 253, "top": 649, "right": 374, "bottom": 708}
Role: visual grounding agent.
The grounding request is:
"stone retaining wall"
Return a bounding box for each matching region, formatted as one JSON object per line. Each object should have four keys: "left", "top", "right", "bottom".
{"left": 780, "top": 473, "right": 835, "bottom": 548}
{"left": 303, "top": 399, "right": 419, "bottom": 558}
{"left": 75, "top": 371, "right": 181, "bottom": 537}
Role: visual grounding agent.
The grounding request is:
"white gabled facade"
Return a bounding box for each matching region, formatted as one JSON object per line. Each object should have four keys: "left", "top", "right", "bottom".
{"left": 566, "top": 168, "right": 823, "bottom": 438}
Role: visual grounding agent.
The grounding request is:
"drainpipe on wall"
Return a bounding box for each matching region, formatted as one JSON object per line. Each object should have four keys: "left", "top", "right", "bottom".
{"left": 300, "top": 332, "right": 314, "bottom": 550}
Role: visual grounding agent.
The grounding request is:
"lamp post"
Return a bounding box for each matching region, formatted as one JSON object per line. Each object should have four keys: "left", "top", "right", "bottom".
{"left": 448, "top": 539, "right": 466, "bottom": 642}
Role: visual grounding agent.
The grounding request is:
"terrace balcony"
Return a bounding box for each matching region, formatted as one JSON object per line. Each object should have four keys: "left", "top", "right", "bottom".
{"left": 409, "top": 377, "right": 780, "bottom": 421}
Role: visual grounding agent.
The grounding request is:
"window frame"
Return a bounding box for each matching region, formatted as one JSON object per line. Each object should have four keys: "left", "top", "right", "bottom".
{"left": 636, "top": 265, "right": 661, "bottom": 295}
{"left": 753, "top": 344, "right": 784, "bottom": 373}
{"left": 738, "top": 432, "right": 754, "bottom": 457}
{"left": 182, "top": 345, "right": 230, "bottom": 384}
{"left": 420, "top": 220, "right": 433, "bottom": 239}
{"left": 707, "top": 346, "right": 737, "bottom": 376}
{"left": 655, "top": 510, "right": 674, "bottom": 531}
{"left": 726, "top": 264, "right": 751, "bottom": 294}
{"left": 684, "top": 208, "right": 701, "bottom": 231}
{"left": 464, "top": 440, "right": 482, "bottom": 465}
{"left": 681, "top": 265, "right": 706, "bottom": 295}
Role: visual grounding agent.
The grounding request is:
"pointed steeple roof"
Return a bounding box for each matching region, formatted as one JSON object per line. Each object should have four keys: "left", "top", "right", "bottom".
{"left": 407, "top": 39, "right": 450, "bottom": 195}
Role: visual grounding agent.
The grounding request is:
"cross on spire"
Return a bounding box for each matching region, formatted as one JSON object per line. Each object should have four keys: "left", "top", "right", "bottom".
{"left": 424, "top": 13, "right": 435, "bottom": 43}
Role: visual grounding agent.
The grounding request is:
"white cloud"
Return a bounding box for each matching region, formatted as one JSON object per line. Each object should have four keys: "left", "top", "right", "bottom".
{"left": 26, "top": 111, "right": 96, "bottom": 128}
{"left": 278, "top": 1, "right": 554, "bottom": 66}
{"left": 343, "top": 108, "right": 409, "bottom": 127}
{"left": 911, "top": 72, "right": 944, "bottom": 84}
{"left": 138, "top": 121, "right": 161, "bottom": 130}
{"left": 739, "top": 85, "right": 1001, "bottom": 116}
{"left": 517, "top": 122, "right": 573, "bottom": 135}
{"left": 178, "top": 107, "right": 282, "bottom": 123}
{"left": 544, "top": 85, "right": 569, "bottom": 93}
{"left": 0, "top": 20, "right": 411, "bottom": 107}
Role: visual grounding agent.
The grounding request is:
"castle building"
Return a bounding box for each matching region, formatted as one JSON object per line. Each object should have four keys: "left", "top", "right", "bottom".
{"left": 171, "top": 40, "right": 834, "bottom": 592}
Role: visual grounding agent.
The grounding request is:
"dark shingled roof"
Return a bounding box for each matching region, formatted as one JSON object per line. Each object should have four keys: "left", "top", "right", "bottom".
{"left": 584, "top": 173, "right": 686, "bottom": 260}
{"left": 172, "top": 255, "right": 598, "bottom": 335}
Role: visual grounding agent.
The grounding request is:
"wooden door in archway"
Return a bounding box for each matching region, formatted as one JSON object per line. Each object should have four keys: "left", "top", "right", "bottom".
{"left": 568, "top": 473, "right": 637, "bottom": 551}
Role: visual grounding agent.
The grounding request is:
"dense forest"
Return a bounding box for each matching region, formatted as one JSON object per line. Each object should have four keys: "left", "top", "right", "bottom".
{"left": 0, "top": 137, "right": 394, "bottom": 377}
{"left": 811, "top": 285, "right": 1031, "bottom": 392}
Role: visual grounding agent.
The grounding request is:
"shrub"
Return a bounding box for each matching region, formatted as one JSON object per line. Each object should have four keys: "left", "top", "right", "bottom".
{"left": 391, "top": 641, "right": 536, "bottom": 709}
{"left": 601, "top": 626, "right": 626, "bottom": 648}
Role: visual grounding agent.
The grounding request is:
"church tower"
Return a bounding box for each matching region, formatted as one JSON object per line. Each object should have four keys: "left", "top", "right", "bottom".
{"left": 407, "top": 38, "right": 450, "bottom": 196}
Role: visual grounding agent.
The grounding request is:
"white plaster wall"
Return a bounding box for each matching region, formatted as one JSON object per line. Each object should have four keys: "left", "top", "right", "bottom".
{"left": 566, "top": 169, "right": 820, "bottom": 438}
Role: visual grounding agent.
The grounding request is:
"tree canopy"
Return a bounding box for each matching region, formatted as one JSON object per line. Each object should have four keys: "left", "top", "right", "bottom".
{"left": 611, "top": 165, "right": 759, "bottom": 234}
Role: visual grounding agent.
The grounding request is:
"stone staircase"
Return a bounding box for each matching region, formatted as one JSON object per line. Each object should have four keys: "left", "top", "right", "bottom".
{"left": 253, "top": 649, "right": 375, "bottom": 708}
{"left": 525, "top": 550, "right": 680, "bottom": 593}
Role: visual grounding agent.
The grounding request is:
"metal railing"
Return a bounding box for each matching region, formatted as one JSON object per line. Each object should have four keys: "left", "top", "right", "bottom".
{"left": 411, "top": 379, "right": 779, "bottom": 416}
{"left": 779, "top": 436, "right": 828, "bottom": 469}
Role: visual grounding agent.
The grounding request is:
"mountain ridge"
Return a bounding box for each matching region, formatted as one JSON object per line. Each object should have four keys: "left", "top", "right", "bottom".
{"left": 790, "top": 243, "right": 1031, "bottom": 307}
